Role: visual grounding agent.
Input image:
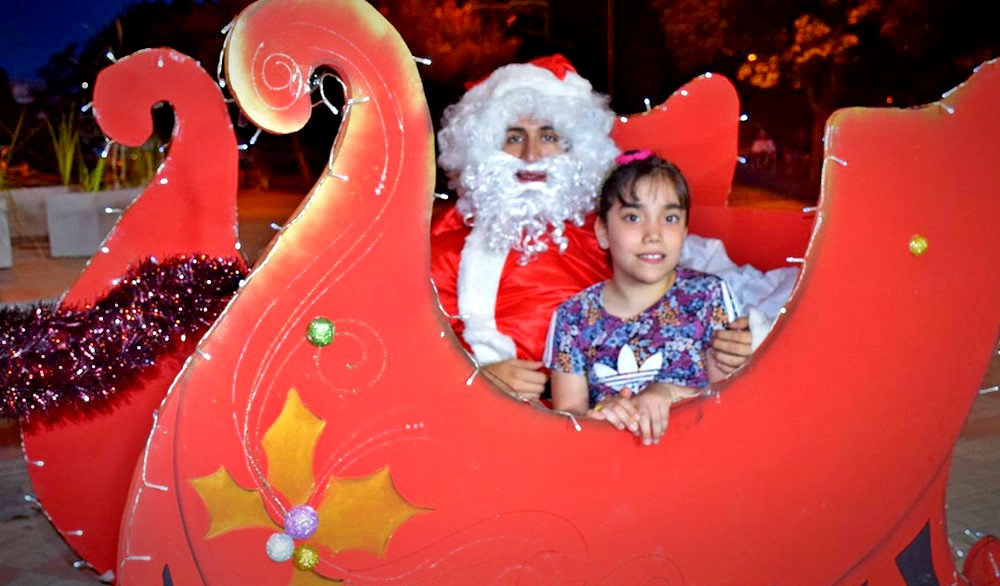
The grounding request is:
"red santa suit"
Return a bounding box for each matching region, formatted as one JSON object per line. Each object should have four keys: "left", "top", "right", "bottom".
{"left": 432, "top": 54, "right": 621, "bottom": 366}
{"left": 431, "top": 205, "right": 610, "bottom": 363}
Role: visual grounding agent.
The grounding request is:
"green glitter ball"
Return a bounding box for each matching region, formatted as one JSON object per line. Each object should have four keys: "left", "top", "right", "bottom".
{"left": 306, "top": 318, "right": 335, "bottom": 347}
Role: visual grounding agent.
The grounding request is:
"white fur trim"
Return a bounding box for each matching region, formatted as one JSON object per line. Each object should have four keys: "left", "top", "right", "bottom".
{"left": 478, "top": 63, "right": 595, "bottom": 103}
{"left": 457, "top": 226, "right": 518, "bottom": 364}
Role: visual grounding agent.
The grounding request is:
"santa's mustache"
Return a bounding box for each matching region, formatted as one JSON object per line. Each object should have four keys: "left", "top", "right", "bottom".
{"left": 455, "top": 153, "right": 597, "bottom": 262}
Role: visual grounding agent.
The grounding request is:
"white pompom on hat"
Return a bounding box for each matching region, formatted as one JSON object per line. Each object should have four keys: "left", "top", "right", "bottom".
{"left": 437, "top": 54, "right": 619, "bottom": 185}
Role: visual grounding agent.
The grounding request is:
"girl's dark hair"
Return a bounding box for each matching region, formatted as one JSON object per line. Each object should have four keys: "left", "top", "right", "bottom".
{"left": 598, "top": 152, "right": 691, "bottom": 224}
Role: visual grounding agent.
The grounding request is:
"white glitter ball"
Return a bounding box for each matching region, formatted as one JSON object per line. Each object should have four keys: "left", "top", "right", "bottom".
{"left": 266, "top": 532, "right": 295, "bottom": 562}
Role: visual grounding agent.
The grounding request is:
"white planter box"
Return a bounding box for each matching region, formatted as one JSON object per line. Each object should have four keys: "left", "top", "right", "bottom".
{"left": 4, "top": 185, "right": 60, "bottom": 239}
{"left": 46, "top": 187, "right": 142, "bottom": 258}
{"left": 0, "top": 198, "right": 11, "bottom": 269}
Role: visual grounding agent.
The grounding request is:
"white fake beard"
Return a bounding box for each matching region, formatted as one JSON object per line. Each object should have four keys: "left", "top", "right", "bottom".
{"left": 455, "top": 153, "right": 599, "bottom": 264}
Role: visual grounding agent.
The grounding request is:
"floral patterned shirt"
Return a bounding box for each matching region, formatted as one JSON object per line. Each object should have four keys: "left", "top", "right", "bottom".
{"left": 544, "top": 267, "right": 729, "bottom": 407}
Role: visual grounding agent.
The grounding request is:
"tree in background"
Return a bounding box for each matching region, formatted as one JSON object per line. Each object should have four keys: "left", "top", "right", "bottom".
{"left": 375, "top": 0, "right": 521, "bottom": 84}
{"left": 652, "top": 0, "right": 998, "bottom": 192}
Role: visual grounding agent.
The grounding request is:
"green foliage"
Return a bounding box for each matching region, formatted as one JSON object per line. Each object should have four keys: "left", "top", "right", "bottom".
{"left": 77, "top": 144, "right": 107, "bottom": 193}
{"left": 0, "top": 111, "right": 31, "bottom": 191}
{"left": 107, "top": 140, "right": 163, "bottom": 190}
{"left": 46, "top": 107, "right": 80, "bottom": 187}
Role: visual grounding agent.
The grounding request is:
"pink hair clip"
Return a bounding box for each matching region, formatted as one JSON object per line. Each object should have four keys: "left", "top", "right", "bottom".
{"left": 615, "top": 149, "right": 655, "bottom": 166}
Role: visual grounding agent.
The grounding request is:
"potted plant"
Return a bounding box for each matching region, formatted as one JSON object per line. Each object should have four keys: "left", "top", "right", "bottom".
{"left": 0, "top": 111, "right": 40, "bottom": 269}
{"left": 44, "top": 107, "right": 158, "bottom": 258}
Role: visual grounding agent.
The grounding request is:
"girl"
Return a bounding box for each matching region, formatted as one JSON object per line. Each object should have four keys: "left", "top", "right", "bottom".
{"left": 544, "top": 150, "right": 732, "bottom": 445}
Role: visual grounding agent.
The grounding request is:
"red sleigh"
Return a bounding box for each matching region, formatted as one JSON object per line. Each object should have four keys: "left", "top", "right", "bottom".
{"left": 15, "top": 0, "right": 999, "bottom": 583}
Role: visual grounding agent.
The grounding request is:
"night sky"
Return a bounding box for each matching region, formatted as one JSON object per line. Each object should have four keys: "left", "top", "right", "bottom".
{"left": 1, "top": 0, "right": 136, "bottom": 81}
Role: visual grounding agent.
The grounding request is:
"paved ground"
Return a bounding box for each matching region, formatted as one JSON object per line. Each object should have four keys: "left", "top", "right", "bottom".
{"left": 0, "top": 186, "right": 997, "bottom": 583}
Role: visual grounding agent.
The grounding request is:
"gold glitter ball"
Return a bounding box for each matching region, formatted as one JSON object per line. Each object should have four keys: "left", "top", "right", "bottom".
{"left": 908, "top": 234, "right": 929, "bottom": 256}
{"left": 292, "top": 544, "right": 320, "bottom": 571}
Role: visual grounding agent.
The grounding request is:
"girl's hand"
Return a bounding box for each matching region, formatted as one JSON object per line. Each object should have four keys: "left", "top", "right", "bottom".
{"left": 594, "top": 383, "right": 700, "bottom": 446}
{"left": 589, "top": 389, "right": 640, "bottom": 433}
{"left": 630, "top": 386, "right": 675, "bottom": 445}
{"left": 710, "top": 316, "right": 752, "bottom": 374}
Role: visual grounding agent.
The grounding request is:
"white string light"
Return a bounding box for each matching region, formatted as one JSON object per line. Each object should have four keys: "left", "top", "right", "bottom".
{"left": 118, "top": 410, "right": 169, "bottom": 574}
{"left": 105, "top": 50, "right": 117, "bottom": 63}
{"left": 555, "top": 410, "right": 582, "bottom": 432}
{"left": 238, "top": 128, "right": 263, "bottom": 152}
{"left": 435, "top": 193, "right": 450, "bottom": 200}
{"left": 802, "top": 206, "right": 818, "bottom": 214}
{"left": 980, "top": 385, "right": 999, "bottom": 395}
{"left": 785, "top": 257, "right": 805, "bottom": 264}
{"left": 643, "top": 97, "right": 652, "bottom": 112}
{"left": 413, "top": 56, "right": 432, "bottom": 66}
{"left": 428, "top": 277, "right": 465, "bottom": 320}
{"left": 312, "top": 71, "right": 347, "bottom": 116}
{"left": 938, "top": 102, "right": 956, "bottom": 115}
{"left": 215, "top": 22, "right": 236, "bottom": 100}
{"left": 952, "top": 538, "right": 965, "bottom": 558}
{"left": 826, "top": 155, "right": 848, "bottom": 167}
{"left": 80, "top": 103, "right": 93, "bottom": 113}
{"left": 196, "top": 349, "right": 212, "bottom": 360}
{"left": 465, "top": 366, "right": 480, "bottom": 386}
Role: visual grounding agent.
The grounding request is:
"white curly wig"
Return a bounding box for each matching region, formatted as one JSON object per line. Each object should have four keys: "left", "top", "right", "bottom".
{"left": 437, "top": 56, "right": 620, "bottom": 194}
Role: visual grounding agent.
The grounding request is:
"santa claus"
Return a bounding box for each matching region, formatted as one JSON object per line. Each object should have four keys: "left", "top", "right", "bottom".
{"left": 430, "top": 55, "right": 757, "bottom": 398}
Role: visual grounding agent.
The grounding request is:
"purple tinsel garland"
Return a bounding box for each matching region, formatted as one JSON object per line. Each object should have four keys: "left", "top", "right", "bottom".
{"left": 0, "top": 254, "right": 246, "bottom": 425}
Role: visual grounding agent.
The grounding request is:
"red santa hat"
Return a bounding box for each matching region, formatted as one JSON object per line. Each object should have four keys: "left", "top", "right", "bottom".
{"left": 437, "top": 54, "right": 619, "bottom": 181}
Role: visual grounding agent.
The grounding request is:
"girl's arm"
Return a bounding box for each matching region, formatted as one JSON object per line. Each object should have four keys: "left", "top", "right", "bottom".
{"left": 550, "top": 371, "right": 590, "bottom": 415}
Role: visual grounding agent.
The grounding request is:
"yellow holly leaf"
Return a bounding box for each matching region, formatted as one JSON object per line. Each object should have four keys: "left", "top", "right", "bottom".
{"left": 313, "top": 468, "right": 430, "bottom": 557}
{"left": 262, "top": 389, "right": 326, "bottom": 506}
{"left": 189, "top": 467, "right": 277, "bottom": 539}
